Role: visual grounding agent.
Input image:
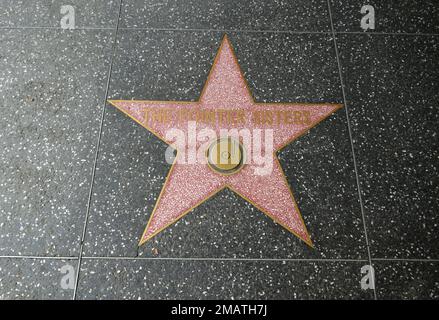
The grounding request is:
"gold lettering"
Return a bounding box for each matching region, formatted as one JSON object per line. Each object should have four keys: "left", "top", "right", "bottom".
{"left": 303, "top": 110, "right": 311, "bottom": 125}
{"left": 143, "top": 109, "right": 150, "bottom": 125}
{"left": 293, "top": 111, "right": 303, "bottom": 124}
{"left": 284, "top": 111, "right": 293, "bottom": 124}
{"left": 252, "top": 111, "right": 262, "bottom": 125}
{"left": 236, "top": 110, "right": 246, "bottom": 125}
{"left": 264, "top": 110, "right": 273, "bottom": 125}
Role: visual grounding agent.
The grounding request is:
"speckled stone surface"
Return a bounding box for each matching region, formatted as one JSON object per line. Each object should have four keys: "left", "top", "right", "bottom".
{"left": 0, "top": 258, "right": 76, "bottom": 299}
{"left": 330, "top": 0, "right": 439, "bottom": 33}
{"left": 0, "top": 0, "right": 438, "bottom": 301}
{"left": 120, "top": 0, "right": 331, "bottom": 31}
{"left": 374, "top": 261, "right": 439, "bottom": 299}
{"left": 0, "top": 30, "right": 114, "bottom": 256}
{"left": 83, "top": 31, "right": 368, "bottom": 260}
{"left": 76, "top": 259, "right": 373, "bottom": 299}
{"left": 0, "top": 0, "right": 120, "bottom": 28}
{"left": 107, "top": 31, "right": 343, "bottom": 102}
{"left": 336, "top": 34, "right": 439, "bottom": 259}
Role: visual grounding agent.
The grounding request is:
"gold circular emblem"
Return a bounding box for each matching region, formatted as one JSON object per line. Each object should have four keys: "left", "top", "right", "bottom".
{"left": 206, "top": 137, "right": 245, "bottom": 175}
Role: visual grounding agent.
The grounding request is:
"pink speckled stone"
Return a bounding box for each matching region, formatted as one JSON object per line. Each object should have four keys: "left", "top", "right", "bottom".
{"left": 109, "top": 35, "right": 341, "bottom": 246}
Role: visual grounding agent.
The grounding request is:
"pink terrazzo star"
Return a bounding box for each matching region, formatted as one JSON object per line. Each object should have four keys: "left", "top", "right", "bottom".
{"left": 109, "top": 35, "right": 342, "bottom": 247}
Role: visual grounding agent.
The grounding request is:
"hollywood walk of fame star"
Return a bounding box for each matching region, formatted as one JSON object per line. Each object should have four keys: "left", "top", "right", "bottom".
{"left": 109, "top": 35, "right": 342, "bottom": 247}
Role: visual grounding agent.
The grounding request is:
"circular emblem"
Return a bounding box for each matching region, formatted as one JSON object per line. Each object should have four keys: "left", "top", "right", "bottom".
{"left": 206, "top": 137, "right": 245, "bottom": 175}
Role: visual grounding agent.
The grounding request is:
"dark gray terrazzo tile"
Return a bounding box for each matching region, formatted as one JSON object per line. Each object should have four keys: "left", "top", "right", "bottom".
{"left": 83, "top": 105, "right": 170, "bottom": 256}
{"left": 229, "top": 33, "right": 342, "bottom": 104}
{"left": 84, "top": 31, "right": 367, "bottom": 260}
{"left": 107, "top": 31, "right": 343, "bottom": 102}
{"left": 0, "top": 258, "right": 77, "bottom": 299}
{"left": 278, "top": 109, "right": 367, "bottom": 259}
{"left": 107, "top": 31, "right": 222, "bottom": 101}
{"left": 374, "top": 260, "right": 439, "bottom": 299}
{"left": 0, "top": 30, "right": 114, "bottom": 256}
{"left": 120, "top": 0, "right": 331, "bottom": 32}
{"left": 76, "top": 259, "right": 373, "bottom": 299}
{"left": 330, "top": 0, "right": 439, "bottom": 34}
{"left": 337, "top": 34, "right": 439, "bottom": 259}
{"left": 0, "top": 0, "right": 120, "bottom": 28}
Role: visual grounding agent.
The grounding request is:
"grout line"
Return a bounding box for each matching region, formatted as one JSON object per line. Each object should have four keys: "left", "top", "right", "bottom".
{"left": 0, "top": 26, "right": 328, "bottom": 33}
{"left": 337, "top": 31, "right": 439, "bottom": 36}
{"left": 118, "top": 28, "right": 439, "bottom": 37}
{"left": 372, "top": 258, "right": 439, "bottom": 263}
{"left": 1, "top": 25, "right": 438, "bottom": 37}
{"left": 81, "top": 256, "right": 369, "bottom": 262}
{"left": 117, "top": 27, "right": 332, "bottom": 34}
{"left": 0, "top": 255, "right": 76, "bottom": 260}
{"left": 1, "top": 255, "right": 438, "bottom": 263}
{"left": 0, "top": 26, "right": 116, "bottom": 30}
{"left": 326, "top": 0, "right": 377, "bottom": 300}
{"left": 71, "top": 0, "right": 124, "bottom": 301}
